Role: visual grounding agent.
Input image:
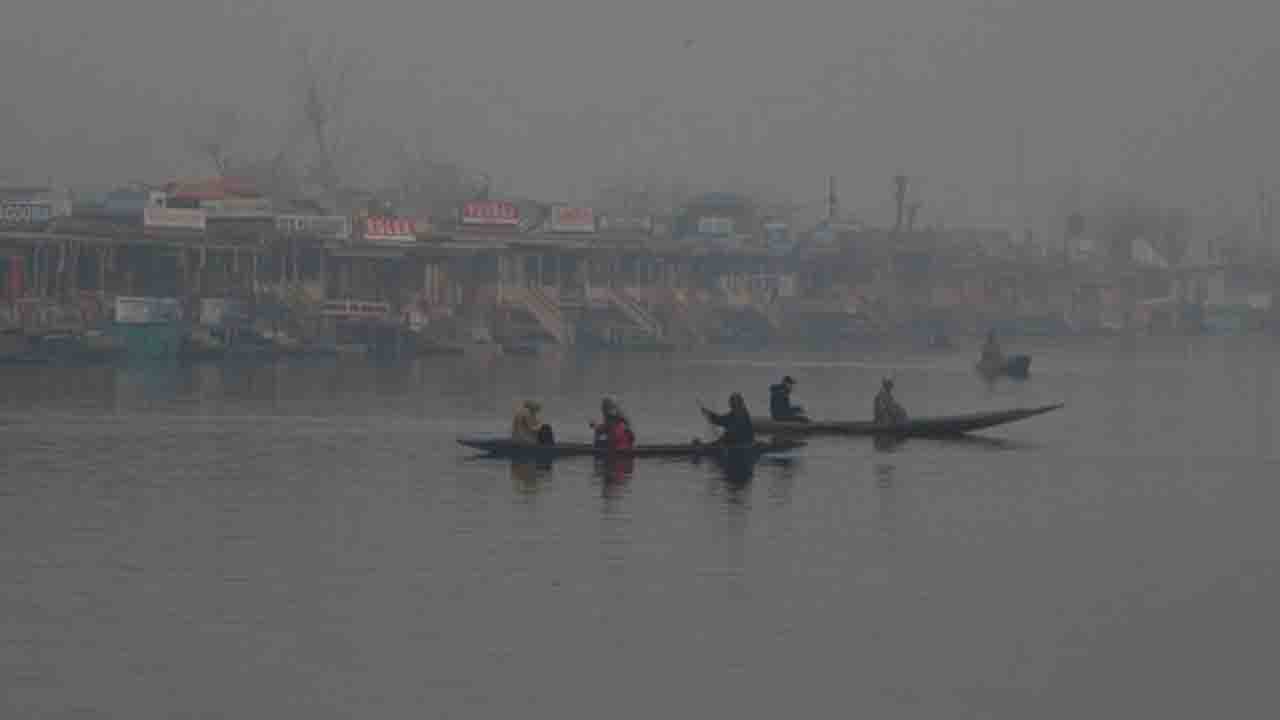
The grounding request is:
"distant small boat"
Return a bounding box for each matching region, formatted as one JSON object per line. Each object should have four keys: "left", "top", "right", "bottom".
{"left": 752, "top": 403, "right": 1062, "bottom": 438}
{"left": 458, "top": 436, "right": 805, "bottom": 460}
{"left": 977, "top": 354, "right": 1031, "bottom": 380}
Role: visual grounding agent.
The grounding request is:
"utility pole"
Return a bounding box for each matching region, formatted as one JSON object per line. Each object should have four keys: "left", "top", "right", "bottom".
{"left": 1258, "top": 177, "right": 1273, "bottom": 259}
{"left": 1015, "top": 127, "right": 1026, "bottom": 246}
{"left": 893, "top": 174, "right": 908, "bottom": 236}
{"left": 1064, "top": 160, "right": 1083, "bottom": 267}
{"left": 826, "top": 175, "right": 838, "bottom": 224}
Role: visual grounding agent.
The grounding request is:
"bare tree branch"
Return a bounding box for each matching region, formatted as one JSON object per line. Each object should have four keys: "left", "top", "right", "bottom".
{"left": 293, "top": 35, "right": 368, "bottom": 194}
{"left": 185, "top": 103, "right": 244, "bottom": 175}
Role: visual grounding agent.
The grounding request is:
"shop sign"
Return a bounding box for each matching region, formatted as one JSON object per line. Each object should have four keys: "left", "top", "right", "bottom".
{"left": 461, "top": 200, "right": 520, "bottom": 226}
{"left": 549, "top": 205, "right": 595, "bottom": 233}
{"left": 276, "top": 214, "right": 351, "bottom": 240}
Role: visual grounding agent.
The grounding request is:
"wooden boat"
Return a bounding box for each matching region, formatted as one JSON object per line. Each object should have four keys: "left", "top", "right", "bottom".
{"left": 977, "top": 354, "right": 1031, "bottom": 380}
{"left": 752, "top": 403, "right": 1063, "bottom": 438}
{"left": 457, "top": 436, "right": 806, "bottom": 459}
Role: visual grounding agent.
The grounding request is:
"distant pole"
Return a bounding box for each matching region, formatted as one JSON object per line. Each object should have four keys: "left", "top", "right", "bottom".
{"left": 893, "top": 174, "right": 908, "bottom": 236}
{"left": 1258, "top": 177, "right": 1273, "bottom": 259}
{"left": 1014, "top": 126, "right": 1027, "bottom": 248}
{"left": 826, "top": 176, "right": 838, "bottom": 223}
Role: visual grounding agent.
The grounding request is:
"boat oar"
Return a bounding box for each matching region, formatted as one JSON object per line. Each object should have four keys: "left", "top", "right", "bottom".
{"left": 697, "top": 399, "right": 715, "bottom": 424}
{"left": 697, "top": 399, "right": 721, "bottom": 443}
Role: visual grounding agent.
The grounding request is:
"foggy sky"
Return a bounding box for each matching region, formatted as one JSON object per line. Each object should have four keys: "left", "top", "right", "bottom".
{"left": 3, "top": 0, "right": 1279, "bottom": 226}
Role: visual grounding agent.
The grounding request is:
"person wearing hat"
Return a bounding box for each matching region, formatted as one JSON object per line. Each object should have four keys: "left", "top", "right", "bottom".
{"left": 512, "top": 400, "right": 554, "bottom": 445}
{"left": 590, "top": 397, "right": 635, "bottom": 451}
{"left": 769, "top": 375, "right": 809, "bottom": 422}
{"left": 873, "top": 378, "right": 908, "bottom": 424}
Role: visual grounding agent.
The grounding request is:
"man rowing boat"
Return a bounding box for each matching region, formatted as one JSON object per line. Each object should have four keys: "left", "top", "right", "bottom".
{"left": 873, "top": 379, "right": 908, "bottom": 424}
{"left": 701, "top": 392, "right": 756, "bottom": 445}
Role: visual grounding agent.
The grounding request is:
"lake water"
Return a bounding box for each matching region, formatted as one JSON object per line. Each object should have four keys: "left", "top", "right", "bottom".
{"left": 2, "top": 337, "right": 1277, "bottom": 718}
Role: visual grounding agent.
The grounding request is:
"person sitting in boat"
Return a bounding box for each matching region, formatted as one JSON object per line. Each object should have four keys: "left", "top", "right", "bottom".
{"left": 769, "top": 375, "right": 809, "bottom": 422}
{"left": 980, "top": 330, "right": 1005, "bottom": 370}
{"left": 701, "top": 392, "right": 756, "bottom": 446}
{"left": 591, "top": 397, "right": 635, "bottom": 451}
{"left": 873, "top": 379, "right": 908, "bottom": 424}
{"left": 512, "top": 400, "right": 554, "bottom": 445}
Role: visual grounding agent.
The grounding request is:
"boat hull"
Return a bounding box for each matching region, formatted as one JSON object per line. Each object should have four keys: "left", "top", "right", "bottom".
{"left": 458, "top": 437, "right": 806, "bottom": 459}
{"left": 752, "top": 403, "right": 1063, "bottom": 438}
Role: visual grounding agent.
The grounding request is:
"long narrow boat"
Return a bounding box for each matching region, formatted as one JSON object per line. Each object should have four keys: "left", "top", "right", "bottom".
{"left": 458, "top": 436, "right": 806, "bottom": 459}
{"left": 752, "top": 403, "right": 1063, "bottom": 438}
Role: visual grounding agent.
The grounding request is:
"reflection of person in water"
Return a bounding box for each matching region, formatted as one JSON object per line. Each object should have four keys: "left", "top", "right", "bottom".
{"left": 597, "top": 456, "right": 635, "bottom": 497}
{"left": 719, "top": 456, "right": 756, "bottom": 487}
{"left": 511, "top": 460, "right": 552, "bottom": 494}
{"left": 875, "top": 463, "right": 897, "bottom": 555}
{"left": 765, "top": 459, "right": 797, "bottom": 507}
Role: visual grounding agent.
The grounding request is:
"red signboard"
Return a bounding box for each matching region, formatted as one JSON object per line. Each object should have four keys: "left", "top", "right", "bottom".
{"left": 549, "top": 205, "right": 595, "bottom": 233}
{"left": 364, "top": 216, "right": 429, "bottom": 243}
{"left": 461, "top": 200, "right": 520, "bottom": 226}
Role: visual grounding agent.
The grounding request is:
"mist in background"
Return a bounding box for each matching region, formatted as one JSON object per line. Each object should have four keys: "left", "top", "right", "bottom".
{"left": 3, "top": 0, "right": 1279, "bottom": 226}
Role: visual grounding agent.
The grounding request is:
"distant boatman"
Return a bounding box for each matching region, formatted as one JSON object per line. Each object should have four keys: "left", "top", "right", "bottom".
{"left": 591, "top": 397, "right": 636, "bottom": 451}
{"left": 980, "top": 330, "right": 1005, "bottom": 372}
{"left": 512, "top": 400, "right": 554, "bottom": 445}
{"left": 769, "top": 375, "right": 809, "bottom": 422}
{"left": 873, "top": 379, "right": 908, "bottom": 424}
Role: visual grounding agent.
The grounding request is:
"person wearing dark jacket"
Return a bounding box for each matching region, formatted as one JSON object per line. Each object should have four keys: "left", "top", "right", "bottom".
{"left": 701, "top": 392, "right": 756, "bottom": 445}
{"left": 769, "top": 375, "right": 809, "bottom": 422}
{"left": 873, "top": 378, "right": 908, "bottom": 424}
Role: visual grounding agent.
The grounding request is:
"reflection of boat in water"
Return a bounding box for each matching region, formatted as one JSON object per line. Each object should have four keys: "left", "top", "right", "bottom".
{"left": 457, "top": 436, "right": 805, "bottom": 460}
{"left": 977, "top": 354, "right": 1031, "bottom": 380}
{"left": 753, "top": 404, "right": 1062, "bottom": 438}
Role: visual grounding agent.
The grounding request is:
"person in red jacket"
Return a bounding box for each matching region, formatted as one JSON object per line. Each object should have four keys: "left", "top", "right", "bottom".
{"left": 591, "top": 397, "right": 635, "bottom": 451}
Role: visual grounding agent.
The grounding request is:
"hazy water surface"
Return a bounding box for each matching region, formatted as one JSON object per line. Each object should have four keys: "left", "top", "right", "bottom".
{"left": 2, "top": 337, "right": 1277, "bottom": 718}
